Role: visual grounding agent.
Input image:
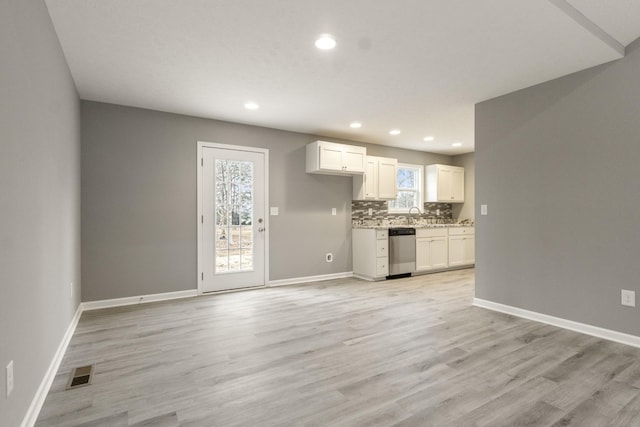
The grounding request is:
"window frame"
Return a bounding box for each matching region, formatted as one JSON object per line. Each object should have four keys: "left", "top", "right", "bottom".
{"left": 388, "top": 163, "right": 424, "bottom": 214}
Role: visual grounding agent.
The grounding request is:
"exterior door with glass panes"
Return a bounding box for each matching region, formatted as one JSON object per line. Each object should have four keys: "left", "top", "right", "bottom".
{"left": 201, "top": 145, "right": 266, "bottom": 292}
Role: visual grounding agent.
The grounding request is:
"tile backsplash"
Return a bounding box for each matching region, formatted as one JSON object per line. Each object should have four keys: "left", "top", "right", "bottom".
{"left": 423, "top": 202, "right": 453, "bottom": 218}
{"left": 352, "top": 200, "right": 453, "bottom": 225}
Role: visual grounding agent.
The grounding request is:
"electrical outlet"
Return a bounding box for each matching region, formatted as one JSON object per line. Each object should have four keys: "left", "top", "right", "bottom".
{"left": 368, "top": 208, "right": 373, "bottom": 216}
{"left": 325, "top": 253, "right": 333, "bottom": 263}
{"left": 481, "top": 204, "right": 488, "bottom": 215}
{"left": 270, "top": 207, "right": 278, "bottom": 216}
{"left": 6, "top": 360, "right": 14, "bottom": 397}
{"left": 621, "top": 290, "right": 636, "bottom": 307}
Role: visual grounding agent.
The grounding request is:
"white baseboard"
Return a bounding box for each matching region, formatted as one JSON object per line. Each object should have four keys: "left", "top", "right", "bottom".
{"left": 81, "top": 289, "right": 198, "bottom": 311}
{"left": 21, "top": 303, "right": 83, "bottom": 427}
{"left": 268, "top": 272, "right": 353, "bottom": 287}
{"left": 473, "top": 298, "right": 640, "bottom": 349}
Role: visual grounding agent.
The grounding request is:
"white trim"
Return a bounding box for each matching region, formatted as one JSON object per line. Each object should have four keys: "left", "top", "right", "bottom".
{"left": 473, "top": 298, "right": 640, "bottom": 349}
{"left": 196, "top": 141, "right": 270, "bottom": 295}
{"left": 352, "top": 274, "right": 386, "bottom": 282}
{"left": 197, "top": 141, "right": 204, "bottom": 294}
{"left": 82, "top": 290, "right": 198, "bottom": 311}
{"left": 21, "top": 304, "right": 83, "bottom": 427}
{"left": 268, "top": 272, "right": 353, "bottom": 287}
{"left": 202, "top": 285, "right": 266, "bottom": 295}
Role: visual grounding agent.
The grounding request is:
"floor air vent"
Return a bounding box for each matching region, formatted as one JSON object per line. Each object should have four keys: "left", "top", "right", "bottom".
{"left": 66, "top": 365, "right": 94, "bottom": 390}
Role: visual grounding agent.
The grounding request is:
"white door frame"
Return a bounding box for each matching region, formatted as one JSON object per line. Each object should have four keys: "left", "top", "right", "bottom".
{"left": 197, "top": 141, "right": 269, "bottom": 294}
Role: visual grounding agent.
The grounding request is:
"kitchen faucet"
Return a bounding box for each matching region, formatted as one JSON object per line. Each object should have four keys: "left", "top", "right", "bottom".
{"left": 408, "top": 206, "right": 422, "bottom": 224}
{"left": 408, "top": 206, "right": 422, "bottom": 215}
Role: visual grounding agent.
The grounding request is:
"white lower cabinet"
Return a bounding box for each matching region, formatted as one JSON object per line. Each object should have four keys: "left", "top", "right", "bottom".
{"left": 353, "top": 229, "right": 388, "bottom": 280}
{"left": 353, "top": 226, "right": 474, "bottom": 281}
{"left": 448, "top": 227, "right": 475, "bottom": 267}
{"left": 416, "top": 228, "right": 449, "bottom": 272}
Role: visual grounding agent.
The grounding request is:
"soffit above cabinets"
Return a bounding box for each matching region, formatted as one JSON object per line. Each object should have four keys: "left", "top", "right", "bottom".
{"left": 45, "top": 0, "right": 640, "bottom": 155}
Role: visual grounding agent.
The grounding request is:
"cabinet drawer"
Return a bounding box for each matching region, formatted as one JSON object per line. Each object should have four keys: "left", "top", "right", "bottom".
{"left": 376, "top": 230, "right": 388, "bottom": 239}
{"left": 448, "top": 227, "right": 474, "bottom": 236}
{"left": 376, "top": 239, "right": 387, "bottom": 256}
{"left": 416, "top": 228, "right": 448, "bottom": 238}
{"left": 376, "top": 257, "right": 388, "bottom": 277}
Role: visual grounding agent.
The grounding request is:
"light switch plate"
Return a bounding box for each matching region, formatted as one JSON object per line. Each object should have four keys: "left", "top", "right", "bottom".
{"left": 622, "top": 290, "right": 636, "bottom": 307}
{"left": 270, "top": 207, "right": 278, "bottom": 216}
{"left": 331, "top": 208, "right": 337, "bottom": 216}
{"left": 481, "top": 204, "right": 488, "bottom": 215}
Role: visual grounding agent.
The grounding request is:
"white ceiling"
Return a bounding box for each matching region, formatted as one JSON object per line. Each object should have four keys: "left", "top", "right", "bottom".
{"left": 45, "top": 0, "right": 640, "bottom": 155}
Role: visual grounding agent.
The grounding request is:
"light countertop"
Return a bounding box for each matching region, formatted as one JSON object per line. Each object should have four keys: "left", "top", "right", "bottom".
{"left": 353, "top": 223, "right": 474, "bottom": 230}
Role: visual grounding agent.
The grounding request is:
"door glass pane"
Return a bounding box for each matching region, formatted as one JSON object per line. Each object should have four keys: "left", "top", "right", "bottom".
{"left": 215, "top": 159, "right": 254, "bottom": 273}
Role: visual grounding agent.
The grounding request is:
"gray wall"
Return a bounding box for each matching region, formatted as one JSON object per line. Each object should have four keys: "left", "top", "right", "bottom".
{"left": 476, "top": 38, "right": 640, "bottom": 336}
{"left": 0, "top": 1, "right": 81, "bottom": 425}
{"left": 81, "top": 101, "right": 450, "bottom": 301}
{"left": 452, "top": 152, "right": 475, "bottom": 221}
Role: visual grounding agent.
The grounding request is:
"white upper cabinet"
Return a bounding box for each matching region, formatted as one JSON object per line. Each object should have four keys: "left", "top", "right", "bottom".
{"left": 426, "top": 164, "right": 464, "bottom": 203}
{"left": 353, "top": 156, "right": 398, "bottom": 200}
{"left": 377, "top": 157, "right": 398, "bottom": 199}
{"left": 306, "top": 141, "right": 366, "bottom": 175}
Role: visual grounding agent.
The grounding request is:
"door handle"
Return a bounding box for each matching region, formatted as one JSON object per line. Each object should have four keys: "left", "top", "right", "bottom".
{"left": 258, "top": 227, "right": 265, "bottom": 232}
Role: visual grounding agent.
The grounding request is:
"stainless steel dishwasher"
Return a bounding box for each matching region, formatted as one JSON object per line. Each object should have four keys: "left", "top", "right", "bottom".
{"left": 387, "top": 228, "right": 416, "bottom": 279}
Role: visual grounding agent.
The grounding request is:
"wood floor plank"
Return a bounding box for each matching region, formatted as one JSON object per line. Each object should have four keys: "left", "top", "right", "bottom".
{"left": 34, "top": 269, "right": 640, "bottom": 426}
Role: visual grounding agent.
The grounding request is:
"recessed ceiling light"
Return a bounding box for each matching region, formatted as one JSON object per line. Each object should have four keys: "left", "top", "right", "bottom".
{"left": 315, "top": 34, "right": 336, "bottom": 50}
{"left": 452, "top": 142, "right": 463, "bottom": 147}
{"left": 424, "top": 136, "right": 435, "bottom": 141}
{"left": 389, "top": 129, "right": 401, "bottom": 136}
{"left": 350, "top": 122, "right": 362, "bottom": 129}
{"left": 244, "top": 102, "right": 259, "bottom": 110}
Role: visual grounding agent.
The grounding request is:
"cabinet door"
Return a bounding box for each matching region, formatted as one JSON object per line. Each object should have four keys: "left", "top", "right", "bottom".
{"left": 415, "top": 238, "right": 430, "bottom": 271}
{"left": 376, "top": 257, "right": 388, "bottom": 277}
{"left": 364, "top": 158, "right": 377, "bottom": 198}
{"left": 448, "top": 236, "right": 465, "bottom": 267}
{"left": 319, "top": 144, "right": 343, "bottom": 171}
{"left": 431, "top": 237, "right": 448, "bottom": 269}
{"left": 342, "top": 147, "right": 366, "bottom": 173}
{"left": 464, "top": 236, "right": 475, "bottom": 264}
{"left": 377, "top": 158, "right": 398, "bottom": 200}
{"left": 437, "top": 167, "right": 452, "bottom": 201}
{"left": 376, "top": 238, "right": 387, "bottom": 257}
{"left": 451, "top": 167, "right": 465, "bottom": 202}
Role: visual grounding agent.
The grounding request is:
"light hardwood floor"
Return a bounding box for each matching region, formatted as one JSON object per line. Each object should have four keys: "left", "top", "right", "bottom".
{"left": 36, "top": 269, "right": 640, "bottom": 426}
